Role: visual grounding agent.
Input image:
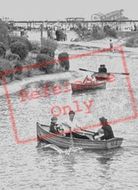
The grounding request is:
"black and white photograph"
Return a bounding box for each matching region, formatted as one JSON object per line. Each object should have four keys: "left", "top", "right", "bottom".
{"left": 0, "top": 0, "right": 138, "bottom": 189}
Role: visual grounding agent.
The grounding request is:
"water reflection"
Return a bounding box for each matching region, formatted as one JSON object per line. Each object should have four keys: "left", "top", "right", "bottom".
{"left": 97, "top": 148, "right": 123, "bottom": 163}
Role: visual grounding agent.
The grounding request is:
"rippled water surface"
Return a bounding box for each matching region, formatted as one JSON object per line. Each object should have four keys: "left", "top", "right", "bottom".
{"left": 0, "top": 47, "right": 138, "bottom": 190}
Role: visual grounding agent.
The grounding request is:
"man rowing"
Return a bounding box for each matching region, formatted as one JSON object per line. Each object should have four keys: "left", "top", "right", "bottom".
{"left": 98, "top": 64, "right": 107, "bottom": 73}
{"left": 62, "top": 110, "right": 90, "bottom": 139}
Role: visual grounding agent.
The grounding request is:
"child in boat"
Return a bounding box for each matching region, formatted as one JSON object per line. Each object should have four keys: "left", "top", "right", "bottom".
{"left": 49, "top": 117, "right": 63, "bottom": 133}
{"left": 49, "top": 117, "right": 58, "bottom": 133}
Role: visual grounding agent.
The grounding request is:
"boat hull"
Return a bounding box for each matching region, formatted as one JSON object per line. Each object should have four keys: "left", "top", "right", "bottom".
{"left": 37, "top": 122, "right": 123, "bottom": 150}
{"left": 71, "top": 81, "right": 106, "bottom": 93}
{"left": 94, "top": 73, "right": 115, "bottom": 81}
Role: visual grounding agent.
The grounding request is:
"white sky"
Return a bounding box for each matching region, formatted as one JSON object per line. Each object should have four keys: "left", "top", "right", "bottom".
{"left": 0, "top": 0, "right": 138, "bottom": 20}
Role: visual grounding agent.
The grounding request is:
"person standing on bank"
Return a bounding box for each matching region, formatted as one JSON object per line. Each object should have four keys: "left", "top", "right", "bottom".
{"left": 109, "top": 39, "right": 113, "bottom": 52}
{"left": 98, "top": 117, "right": 114, "bottom": 140}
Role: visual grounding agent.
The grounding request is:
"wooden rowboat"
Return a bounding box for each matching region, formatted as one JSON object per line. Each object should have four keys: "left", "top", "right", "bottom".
{"left": 71, "top": 80, "right": 106, "bottom": 93}
{"left": 94, "top": 73, "right": 115, "bottom": 81}
{"left": 37, "top": 122, "right": 123, "bottom": 150}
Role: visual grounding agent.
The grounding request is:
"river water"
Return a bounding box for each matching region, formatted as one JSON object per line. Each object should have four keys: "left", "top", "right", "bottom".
{"left": 0, "top": 45, "right": 138, "bottom": 190}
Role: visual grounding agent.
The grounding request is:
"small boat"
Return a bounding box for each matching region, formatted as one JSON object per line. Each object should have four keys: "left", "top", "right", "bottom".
{"left": 71, "top": 80, "right": 106, "bottom": 93}
{"left": 94, "top": 73, "right": 115, "bottom": 81}
{"left": 37, "top": 122, "right": 123, "bottom": 150}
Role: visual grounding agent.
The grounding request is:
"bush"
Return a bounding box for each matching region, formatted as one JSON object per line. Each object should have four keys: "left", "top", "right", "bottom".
{"left": 5, "top": 52, "right": 20, "bottom": 61}
{"left": 10, "top": 42, "right": 28, "bottom": 60}
{"left": 0, "top": 58, "right": 13, "bottom": 80}
{"left": 0, "top": 42, "right": 6, "bottom": 58}
{"left": 36, "top": 53, "right": 55, "bottom": 73}
{"left": 9, "top": 35, "right": 32, "bottom": 51}
{"left": 125, "top": 36, "right": 138, "bottom": 47}
{"left": 58, "top": 52, "right": 70, "bottom": 71}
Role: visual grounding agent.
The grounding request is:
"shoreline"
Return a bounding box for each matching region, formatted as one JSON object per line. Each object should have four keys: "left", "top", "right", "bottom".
{"left": 1, "top": 38, "right": 138, "bottom": 97}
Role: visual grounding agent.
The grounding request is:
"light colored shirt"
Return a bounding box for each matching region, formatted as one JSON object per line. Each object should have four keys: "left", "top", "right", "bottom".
{"left": 62, "top": 118, "right": 81, "bottom": 133}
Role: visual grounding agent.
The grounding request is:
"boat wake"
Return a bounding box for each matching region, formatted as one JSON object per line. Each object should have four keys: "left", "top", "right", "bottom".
{"left": 39, "top": 144, "right": 82, "bottom": 155}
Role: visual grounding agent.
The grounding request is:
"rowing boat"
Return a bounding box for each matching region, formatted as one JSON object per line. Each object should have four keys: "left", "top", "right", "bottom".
{"left": 71, "top": 80, "right": 106, "bottom": 93}
{"left": 37, "top": 122, "right": 123, "bottom": 150}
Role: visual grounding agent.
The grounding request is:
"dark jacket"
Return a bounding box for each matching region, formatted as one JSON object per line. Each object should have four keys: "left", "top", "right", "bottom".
{"left": 98, "top": 67, "right": 107, "bottom": 73}
{"left": 101, "top": 125, "right": 114, "bottom": 140}
{"left": 50, "top": 123, "right": 58, "bottom": 133}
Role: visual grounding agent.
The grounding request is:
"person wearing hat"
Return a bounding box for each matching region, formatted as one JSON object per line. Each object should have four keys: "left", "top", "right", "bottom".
{"left": 99, "top": 117, "right": 114, "bottom": 140}
{"left": 49, "top": 117, "right": 59, "bottom": 133}
{"left": 98, "top": 65, "right": 107, "bottom": 73}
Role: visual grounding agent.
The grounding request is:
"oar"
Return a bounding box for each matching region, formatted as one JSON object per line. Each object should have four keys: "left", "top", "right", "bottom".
{"left": 70, "top": 128, "right": 74, "bottom": 148}
{"left": 79, "top": 68, "right": 97, "bottom": 73}
{"left": 108, "top": 72, "right": 129, "bottom": 75}
{"left": 79, "top": 68, "right": 129, "bottom": 75}
{"left": 62, "top": 123, "right": 74, "bottom": 148}
{"left": 81, "top": 129, "right": 96, "bottom": 136}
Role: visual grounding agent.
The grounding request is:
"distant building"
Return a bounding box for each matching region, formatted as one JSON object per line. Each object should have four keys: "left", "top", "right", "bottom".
{"left": 104, "top": 9, "right": 128, "bottom": 20}
{"left": 91, "top": 13, "right": 105, "bottom": 21}
{"left": 91, "top": 9, "right": 128, "bottom": 21}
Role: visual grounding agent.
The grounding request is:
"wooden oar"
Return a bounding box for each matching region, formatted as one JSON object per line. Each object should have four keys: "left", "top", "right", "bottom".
{"left": 62, "top": 123, "right": 74, "bottom": 147}
{"left": 70, "top": 128, "right": 74, "bottom": 148}
{"left": 81, "top": 129, "right": 96, "bottom": 135}
{"left": 79, "top": 68, "right": 97, "bottom": 73}
{"left": 79, "top": 68, "right": 129, "bottom": 75}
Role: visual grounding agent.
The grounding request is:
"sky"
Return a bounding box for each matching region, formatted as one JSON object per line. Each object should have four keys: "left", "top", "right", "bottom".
{"left": 0, "top": 0, "right": 138, "bottom": 21}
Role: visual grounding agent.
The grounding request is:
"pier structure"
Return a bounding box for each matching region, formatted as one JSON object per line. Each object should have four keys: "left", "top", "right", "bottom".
{"left": 7, "top": 19, "right": 138, "bottom": 31}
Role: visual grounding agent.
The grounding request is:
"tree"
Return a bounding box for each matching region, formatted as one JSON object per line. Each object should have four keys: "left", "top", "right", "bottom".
{"left": 10, "top": 42, "right": 28, "bottom": 60}
{"left": 36, "top": 53, "right": 56, "bottom": 73}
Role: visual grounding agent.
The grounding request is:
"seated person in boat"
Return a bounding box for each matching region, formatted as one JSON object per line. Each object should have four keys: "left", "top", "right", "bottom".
{"left": 94, "top": 117, "right": 114, "bottom": 140}
{"left": 62, "top": 110, "right": 89, "bottom": 139}
{"left": 83, "top": 75, "right": 96, "bottom": 84}
{"left": 98, "top": 65, "right": 107, "bottom": 73}
{"left": 49, "top": 117, "right": 62, "bottom": 133}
